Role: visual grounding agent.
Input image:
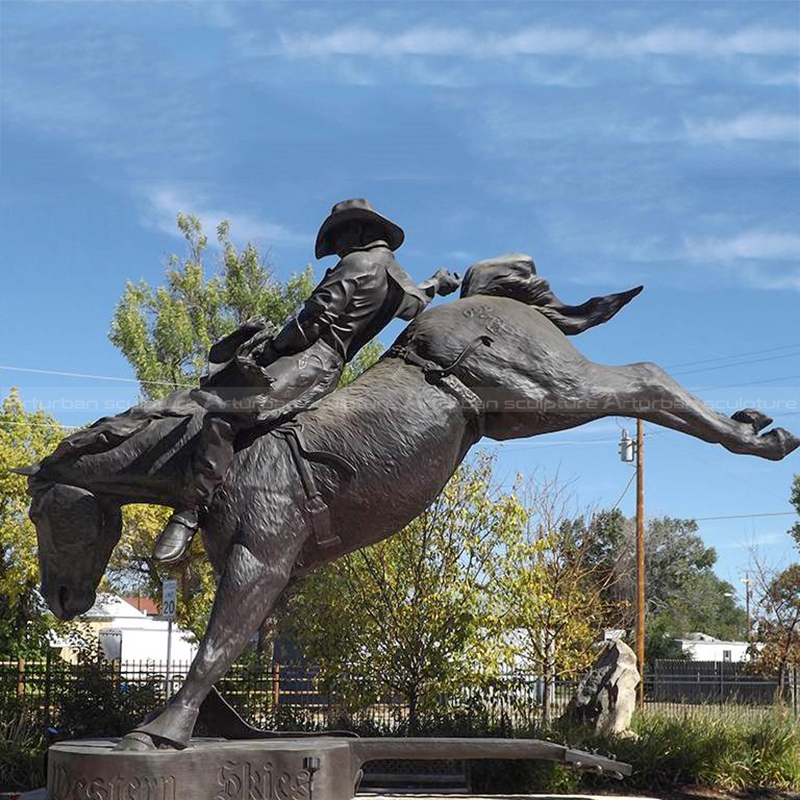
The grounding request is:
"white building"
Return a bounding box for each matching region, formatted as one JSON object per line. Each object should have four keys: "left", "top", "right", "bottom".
{"left": 674, "top": 632, "right": 750, "bottom": 662}
{"left": 52, "top": 593, "right": 198, "bottom": 669}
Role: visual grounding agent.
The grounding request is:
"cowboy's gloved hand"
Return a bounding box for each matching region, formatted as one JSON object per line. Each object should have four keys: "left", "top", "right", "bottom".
{"left": 252, "top": 340, "right": 280, "bottom": 367}
{"left": 433, "top": 269, "right": 461, "bottom": 296}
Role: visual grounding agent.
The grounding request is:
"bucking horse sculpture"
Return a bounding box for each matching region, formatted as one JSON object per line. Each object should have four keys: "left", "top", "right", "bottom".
{"left": 17, "top": 253, "right": 798, "bottom": 752}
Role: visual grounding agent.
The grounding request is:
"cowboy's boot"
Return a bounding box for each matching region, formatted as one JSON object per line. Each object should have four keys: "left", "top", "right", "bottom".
{"left": 153, "top": 509, "right": 200, "bottom": 564}
{"left": 153, "top": 415, "right": 238, "bottom": 564}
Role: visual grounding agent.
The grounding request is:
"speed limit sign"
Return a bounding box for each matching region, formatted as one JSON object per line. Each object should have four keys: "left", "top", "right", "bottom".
{"left": 162, "top": 579, "right": 177, "bottom": 620}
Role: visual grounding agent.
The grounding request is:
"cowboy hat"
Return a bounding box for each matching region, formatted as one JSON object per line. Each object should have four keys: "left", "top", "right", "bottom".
{"left": 315, "top": 198, "right": 405, "bottom": 259}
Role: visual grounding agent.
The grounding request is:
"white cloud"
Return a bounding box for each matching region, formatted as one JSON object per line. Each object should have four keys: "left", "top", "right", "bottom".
{"left": 612, "top": 25, "right": 797, "bottom": 57}
{"left": 685, "top": 231, "right": 800, "bottom": 292}
{"left": 685, "top": 112, "right": 798, "bottom": 142}
{"left": 274, "top": 24, "right": 797, "bottom": 60}
{"left": 741, "top": 63, "right": 800, "bottom": 87}
{"left": 686, "top": 231, "right": 800, "bottom": 261}
{"left": 141, "top": 186, "right": 305, "bottom": 247}
{"left": 756, "top": 273, "right": 800, "bottom": 292}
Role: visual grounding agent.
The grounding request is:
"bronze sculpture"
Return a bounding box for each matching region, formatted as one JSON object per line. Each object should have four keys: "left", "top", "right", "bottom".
{"left": 16, "top": 206, "right": 799, "bottom": 794}
{"left": 154, "top": 199, "right": 459, "bottom": 564}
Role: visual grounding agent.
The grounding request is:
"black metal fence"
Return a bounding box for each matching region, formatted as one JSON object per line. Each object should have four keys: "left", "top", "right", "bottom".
{"left": 652, "top": 659, "right": 788, "bottom": 704}
{"left": 1, "top": 656, "right": 797, "bottom": 734}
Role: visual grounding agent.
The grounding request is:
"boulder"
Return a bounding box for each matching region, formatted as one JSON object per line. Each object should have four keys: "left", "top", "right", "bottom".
{"left": 562, "top": 639, "right": 640, "bottom": 736}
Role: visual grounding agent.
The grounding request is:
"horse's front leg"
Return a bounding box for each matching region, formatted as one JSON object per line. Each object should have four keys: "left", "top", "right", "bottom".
{"left": 587, "top": 361, "right": 799, "bottom": 461}
{"left": 116, "top": 512, "right": 307, "bottom": 750}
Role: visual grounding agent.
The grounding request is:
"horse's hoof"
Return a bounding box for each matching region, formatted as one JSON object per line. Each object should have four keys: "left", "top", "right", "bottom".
{"left": 114, "top": 732, "right": 158, "bottom": 752}
{"left": 733, "top": 408, "right": 774, "bottom": 433}
{"left": 760, "top": 428, "right": 800, "bottom": 461}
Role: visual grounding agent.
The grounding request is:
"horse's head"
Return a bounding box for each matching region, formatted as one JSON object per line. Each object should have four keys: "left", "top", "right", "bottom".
{"left": 28, "top": 479, "right": 122, "bottom": 620}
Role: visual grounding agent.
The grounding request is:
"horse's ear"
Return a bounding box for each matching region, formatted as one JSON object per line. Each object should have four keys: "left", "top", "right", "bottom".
{"left": 9, "top": 465, "right": 40, "bottom": 476}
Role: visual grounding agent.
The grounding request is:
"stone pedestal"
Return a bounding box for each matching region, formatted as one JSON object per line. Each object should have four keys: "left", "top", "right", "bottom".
{"left": 47, "top": 737, "right": 631, "bottom": 800}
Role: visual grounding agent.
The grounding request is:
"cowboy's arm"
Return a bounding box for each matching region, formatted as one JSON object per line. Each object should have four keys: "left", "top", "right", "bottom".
{"left": 396, "top": 268, "right": 461, "bottom": 320}
{"left": 268, "top": 272, "right": 359, "bottom": 357}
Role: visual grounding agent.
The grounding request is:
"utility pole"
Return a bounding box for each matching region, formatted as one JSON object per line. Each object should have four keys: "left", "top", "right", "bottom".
{"left": 742, "top": 574, "right": 752, "bottom": 639}
{"left": 636, "top": 419, "right": 645, "bottom": 709}
{"left": 619, "top": 422, "right": 646, "bottom": 708}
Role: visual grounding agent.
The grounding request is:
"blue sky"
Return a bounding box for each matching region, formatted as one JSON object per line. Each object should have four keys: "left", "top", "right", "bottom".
{"left": 1, "top": 1, "right": 799, "bottom": 606}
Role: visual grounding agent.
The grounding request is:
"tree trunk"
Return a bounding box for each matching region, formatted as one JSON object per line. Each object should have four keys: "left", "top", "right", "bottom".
{"left": 408, "top": 690, "right": 419, "bottom": 735}
{"left": 542, "top": 671, "right": 551, "bottom": 727}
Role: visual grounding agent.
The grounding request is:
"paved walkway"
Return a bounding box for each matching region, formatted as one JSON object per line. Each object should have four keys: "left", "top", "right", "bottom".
{"left": 360, "top": 794, "right": 660, "bottom": 799}
{"left": 19, "top": 792, "right": 660, "bottom": 799}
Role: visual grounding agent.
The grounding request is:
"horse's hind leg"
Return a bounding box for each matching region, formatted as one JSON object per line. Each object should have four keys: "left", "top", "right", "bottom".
{"left": 584, "top": 361, "right": 799, "bottom": 461}
{"left": 117, "top": 510, "right": 307, "bottom": 750}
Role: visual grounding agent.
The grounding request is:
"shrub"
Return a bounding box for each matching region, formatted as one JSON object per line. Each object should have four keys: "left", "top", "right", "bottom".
{"left": 54, "top": 648, "right": 162, "bottom": 739}
{"left": 0, "top": 702, "right": 45, "bottom": 792}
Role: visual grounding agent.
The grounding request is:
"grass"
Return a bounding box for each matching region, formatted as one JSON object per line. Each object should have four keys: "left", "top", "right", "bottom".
{"left": 463, "top": 706, "right": 800, "bottom": 795}
{"left": 577, "top": 707, "right": 800, "bottom": 796}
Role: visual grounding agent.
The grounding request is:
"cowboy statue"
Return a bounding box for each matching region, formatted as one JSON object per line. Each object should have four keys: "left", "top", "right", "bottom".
{"left": 152, "top": 199, "right": 461, "bottom": 563}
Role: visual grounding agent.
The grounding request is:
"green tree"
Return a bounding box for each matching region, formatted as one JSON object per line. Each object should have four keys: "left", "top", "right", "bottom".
{"left": 587, "top": 514, "right": 746, "bottom": 654}
{"left": 110, "top": 215, "right": 316, "bottom": 401}
{"left": 0, "top": 390, "right": 64, "bottom": 656}
{"left": 105, "top": 503, "right": 214, "bottom": 641}
{"left": 789, "top": 474, "right": 800, "bottom": 547}
{"left": 286, "top": 454, "right": 525, "bottom": 731}
{"left": 488, "top": 479, "right": 624, "bottom": 723}
{"left": 564, "top": 508, "right": 631, "bottom": 631}
{"left": 640, "top": 517, "right": 745, "bottom": 646}
{"left": 750, "top": 564, "right": 800, "bottom": 687}
{"left": 749, "top": 477, "right": 800, "bottom": 683}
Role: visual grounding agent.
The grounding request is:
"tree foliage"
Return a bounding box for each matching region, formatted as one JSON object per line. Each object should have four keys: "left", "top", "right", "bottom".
{"left": 749, "top": 477, "right": 800, "bottom": 681}
{"left": 110, "top": 215, "right": 315, "bottom": 401}
{"left": 584, "top": 513, "right": 746, "bottom": 656}
{"left": 0, "top": 390, "right": 64, "bottom": 656}
{"left": 105, "top": 503, "right": 214, "bottom": 640}
{"left": 285, "top": 454, "right": 525, "bottom": 729}
{"left": 750, "top": 563, "right": 800, "bottom": 682}
{"left": 487, "top": 478, "right": 625, "bottom": 722}
{"left": 640, "top": 517, "right": 745, "bottom": 647}
{"left": 790, "top": 474, "right": 800, "bottom": 548}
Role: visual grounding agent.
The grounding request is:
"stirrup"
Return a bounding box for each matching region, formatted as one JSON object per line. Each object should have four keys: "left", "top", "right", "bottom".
{"left": 169, "top": 510, "right": 200, "bottom": 531}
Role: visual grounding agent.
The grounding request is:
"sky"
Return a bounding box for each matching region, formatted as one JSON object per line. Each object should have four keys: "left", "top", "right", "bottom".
{"left": 1, "top": 0, "right": 799, "bottom": 610}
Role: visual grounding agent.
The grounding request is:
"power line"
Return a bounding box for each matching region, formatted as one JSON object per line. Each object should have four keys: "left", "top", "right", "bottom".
{"left": 693, "top": 512, "right": 796, "bottom": 522}
{"left": 674, "top": 351, "right": 800, "bottom": 378}
{"left": 611, "top": 471, "right": 637, "bottom": 511}
{"left": 0, "top": 365, "right": 190, "bottom": 388}
{"left": 692, "top": 374, "right": 800, "bottom": 392}
{"left": 666, "top": 343, "right": 800, "bottom": 371}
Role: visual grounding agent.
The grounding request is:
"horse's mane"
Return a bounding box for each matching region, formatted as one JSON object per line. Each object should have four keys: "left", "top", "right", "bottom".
{"left": 40, "top": 389, "right": 204, "bottom": 476}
